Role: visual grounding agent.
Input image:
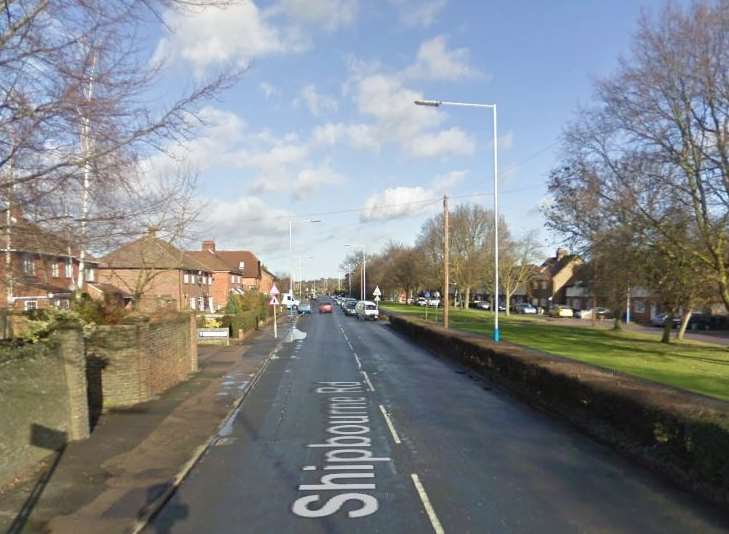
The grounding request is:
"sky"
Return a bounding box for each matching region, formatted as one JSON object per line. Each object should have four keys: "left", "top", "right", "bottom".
{"left": 145, "top": 0, "right": 682, "bottom": 280}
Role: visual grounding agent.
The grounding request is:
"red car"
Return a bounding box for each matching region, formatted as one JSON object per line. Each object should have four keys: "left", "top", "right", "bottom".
{"left": 318, "top": 303, "right": 333, "bottom": 313}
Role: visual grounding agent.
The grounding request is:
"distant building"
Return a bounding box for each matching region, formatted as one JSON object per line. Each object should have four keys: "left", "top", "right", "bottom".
{"left": 530, "top": 248, "right": 582, "bottom": 308}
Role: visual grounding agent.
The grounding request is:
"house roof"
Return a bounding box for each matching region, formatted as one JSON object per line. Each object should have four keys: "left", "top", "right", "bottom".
{"left": 4, "top": 216, "right": 97, "bottom": 261}
{"left": 213, "top": 250, "right": 261, "bottom": 278}
{"left": 540, "top": 253, "right": 580, "bottom": 277}
{"left": 186, "top": 250, "right": 244, "bottom": 274}
{"left": 15, "top": 277, "right": 73, "bottom": 295}
{"left": 100, "top": 235, "right": 210, "bottom": 272}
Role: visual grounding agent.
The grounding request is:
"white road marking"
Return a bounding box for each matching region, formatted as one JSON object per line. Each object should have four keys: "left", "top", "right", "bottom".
{"left": 353, "top": 352, "right": 362, "bottom": 370}
{"left": 411, "top": 473, "right": 445, "bottom": 534}
{"left": 378, "top": 405, "right": 402, "bottom": 444}
{"left": 362, "top": 370, "right": 375, "bottom": 392}
{"left": 346, "top": 341, "right": 354, "bottom": 351}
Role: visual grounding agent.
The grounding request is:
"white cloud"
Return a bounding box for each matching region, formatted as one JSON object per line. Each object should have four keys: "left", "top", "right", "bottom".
{"left": 296, "top": 84, "right": 339, "bottom": 116}
{"left": 389, "top": 0, "right": 447, "bottom": 28}
{"left": 403, "top": 35, "right": 477, "bottom": 81}
{"left": 294, "top": 164, "right": 344, "bottom": 199}
{"left": 259, "top": 81, "right": 279, "bottom": 99}
{"left": 407, "top": 128, "right": 476, "bottom": 158}
{"left": 312, "top": 122, "right": 380, "bottom": 151}
{"left": 154, "top": 2, "right": 306, "bottom": 77}
{"left": 361, "top": 186, "right": 435, "bottom": 222}
{"left": 273, "top": 0, "right": 359, "bottom": 31}
{"left": 431, "top": 170, "right": 467, "bottom": 192}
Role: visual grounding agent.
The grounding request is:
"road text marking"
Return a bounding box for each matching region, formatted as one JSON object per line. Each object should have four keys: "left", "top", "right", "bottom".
{"left": 378, "top": 405, "right": 401, "bottom": 444}
{"left": 411, "top": 473, "right": 445, "bottom": 534}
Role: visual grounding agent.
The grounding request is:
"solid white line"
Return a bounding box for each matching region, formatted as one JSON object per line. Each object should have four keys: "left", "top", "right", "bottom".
{"left": 361, "top": 370, "right": 375, "bottom": 391}
{"left": 346, "top": 341, "right": 354, "bottom": 351}
{"left": 411, "top": 473, "right": 445, "bottom": 534}
{"left": 378, "top": 405, "right": 401, "bottom": 444}
{"left": 353, "top": 352, "right": 362, "bottom": 370}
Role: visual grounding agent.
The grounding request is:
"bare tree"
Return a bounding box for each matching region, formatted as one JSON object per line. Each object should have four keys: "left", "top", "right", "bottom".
{"left": 499, "top": 231, "right": 541, "bottom": 315}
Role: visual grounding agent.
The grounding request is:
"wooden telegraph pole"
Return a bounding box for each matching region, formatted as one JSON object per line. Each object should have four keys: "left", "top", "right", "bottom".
{"left": 443, "top": 194, "right": 449, "bottom": 329}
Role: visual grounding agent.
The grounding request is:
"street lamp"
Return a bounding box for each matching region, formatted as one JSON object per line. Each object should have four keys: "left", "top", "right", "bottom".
{"left": 344, "top": 243, "right": 366, "bottom": 300}
{"left": 415, "top": 98, "right": 501, "bottom": 342}
{"left": 289, "top": 218, "right": 321, "bottom": 298}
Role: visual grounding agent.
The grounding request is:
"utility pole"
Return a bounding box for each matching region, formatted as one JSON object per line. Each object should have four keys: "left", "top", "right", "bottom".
{"left": 443, "top": 194, "right": 449, "bottom": 329}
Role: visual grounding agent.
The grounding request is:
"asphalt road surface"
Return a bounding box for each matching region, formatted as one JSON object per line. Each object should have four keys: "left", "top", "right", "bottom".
{"left": 148, "top": 304, "right": 729, "bottom": 534}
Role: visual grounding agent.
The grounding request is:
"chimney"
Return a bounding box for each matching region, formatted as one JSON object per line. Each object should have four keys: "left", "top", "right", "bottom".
{"left": 202, "top": 240, "right": 216, "bottom": 252}
{"left": 556, "top": 248, "right": 568, "bottom": 260}
{"left": 147, "top": 225, "right": 159, "bottom": 238}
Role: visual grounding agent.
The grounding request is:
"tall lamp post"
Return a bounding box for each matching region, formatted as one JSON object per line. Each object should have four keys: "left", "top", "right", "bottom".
{"left": 289, "top": 218, "right": 321, "bottom": 298}
{"left": 344, "top": 244, "right": 366, "bottom": 300}
{"left": 415, "top": 98, "right": 501, "bottom": 342}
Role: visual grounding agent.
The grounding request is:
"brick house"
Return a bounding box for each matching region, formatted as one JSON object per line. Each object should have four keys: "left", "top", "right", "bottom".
{"left": 204, "top": 243, "right": 276, "bottom": 294}
{"left": 97, "top": 233, "right": 214, "bottom": 312}
{"left": 186, "top": 241, "right": 246, "bottom": 311}
{"left": 0, "top": 213, "right": 99, "bottom": 310}
{"left": 529, "top": 248, "right": 582, "bottom": 309}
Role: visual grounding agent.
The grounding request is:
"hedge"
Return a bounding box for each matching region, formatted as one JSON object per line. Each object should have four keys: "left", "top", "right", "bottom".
{"left": 386, "top": 312, "right": 729, "bottom": 511}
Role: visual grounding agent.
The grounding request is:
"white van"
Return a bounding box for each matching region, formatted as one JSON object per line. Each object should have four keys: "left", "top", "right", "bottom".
{"left": 355, "top": 300, "right": 379, "bottom": 320}
{"left": 281, "top": 293, "right": 300, "bottom": 310}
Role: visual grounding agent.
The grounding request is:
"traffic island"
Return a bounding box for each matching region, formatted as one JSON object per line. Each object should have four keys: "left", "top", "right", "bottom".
{"left": 385, "top": 312, "right": 729, "bottom": 512}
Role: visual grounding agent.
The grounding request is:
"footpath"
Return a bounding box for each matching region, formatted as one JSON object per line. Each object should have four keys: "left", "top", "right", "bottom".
{"left": 0, "top": 318, "right": 288, "bottom": 534}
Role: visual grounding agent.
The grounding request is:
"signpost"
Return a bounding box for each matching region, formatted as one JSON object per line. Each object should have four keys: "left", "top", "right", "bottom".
{"left": 372, "top": 286, "right": 381, "bottom": 309}
{"left": 270, "top": 284, "right": 280, "bottom": 339}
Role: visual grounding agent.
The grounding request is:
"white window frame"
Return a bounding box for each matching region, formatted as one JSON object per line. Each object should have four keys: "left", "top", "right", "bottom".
{"left": 51, "top": 262, "right": 60, "bottom": 278}
{"left": 184, "top": 272, "right": 189, "bottom": 284}
{"left": 85, "top": 268, "right": 95, "bottom": 282}
{"left": 190, "top": 297, "right": 196, "bottom": 310}
{"left": 238, "top": 261, "right": 245, "bottom": 271}
{"left": 64, "top": 258, "right": 72, "bottom": 278}
{"left": 22, "top": 255, "right": 35, "bottom": 274}
{"left": 24, "top": 300, "right": 38, "bottom": 311}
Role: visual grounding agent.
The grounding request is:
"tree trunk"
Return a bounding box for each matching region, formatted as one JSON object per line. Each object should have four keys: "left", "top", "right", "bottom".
{"left": 505, "top": 292, "right": 511, "bottom": 316}
{"left": 465, "top": 287, "right": 471, "bottom": 310}
{"left": 612, "top": 314, "right": 621, "bottom": 330}
{"left": 677, "top": 309, "right": 692, "bottom": 340}
{"left": 661, "top": 313, "right": 673, "bottom": 343}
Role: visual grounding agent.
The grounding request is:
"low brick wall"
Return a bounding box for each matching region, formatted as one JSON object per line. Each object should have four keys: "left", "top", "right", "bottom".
{"left": 86, "top": 313, "right": 197, "bottom": 409}
{"left": 386, "top": 313, "right": 729, "bottom": 510}
{"left": 0, "top": 325, "right": 89, "bottom": 489}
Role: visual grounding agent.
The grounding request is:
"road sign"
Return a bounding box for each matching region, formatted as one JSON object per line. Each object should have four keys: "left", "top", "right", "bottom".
{"left": 372, "top": 285, "right": 382, "bottom": 297}
{"left": 269, "top": 296, "right": 279, "bottom": 306}
{"left": 270, "top": 283, "right": 280, "bottom": 296}
{"left": 374, "top": 295, "right": 381, "bottom": 302}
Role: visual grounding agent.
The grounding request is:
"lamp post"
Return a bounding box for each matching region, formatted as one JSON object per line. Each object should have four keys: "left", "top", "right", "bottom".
{"left": 344, "top": 244, "right": 366, "bottom": 300}
{"left": 415, "top": 98, "right": 501, "bottom": 342}
{"left": 289, "top": 218, "right": 321, "bottom": 299}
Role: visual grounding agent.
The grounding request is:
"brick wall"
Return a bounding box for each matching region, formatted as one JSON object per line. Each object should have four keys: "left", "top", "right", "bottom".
{"left": 86, "top": 313, "right": 197, "bottom": 409}
{"left": 0, "top": 325, "right": 89, "bottom": 489}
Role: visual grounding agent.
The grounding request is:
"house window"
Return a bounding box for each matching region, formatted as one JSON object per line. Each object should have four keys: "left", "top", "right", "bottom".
{"left": 22, "top": 255, "right": 35, "bottom": 274}
{"left": 64, "top": 258, "right": 72, "bottom": 278}
{"left": 184, "top": 272, "right": 189, "bottom": 284}
{"left": 54, "top": 298, "right": 70, "bottom": 309}
{"left": 190, "top": 297, "right": 196, "bottom": 310}
{"left": 197, "top": 297, "right": 204, "bottom": 310}
{"left": 24, "top": 300, "right": 37, "bottom": 311}
{"left": 634, "top": 300, "right": 646, "bottom": 314}
{"left": 51, "top": 262, "right": 60, "bottom": 278}
{"left": 239, "top": 261, "right": 245, "bottom": 271}
{"left": 541, "top": 281, "right": 547, "bottom": 290}
{"left": 85, "top": 268, "right": 95, "bottom": 282}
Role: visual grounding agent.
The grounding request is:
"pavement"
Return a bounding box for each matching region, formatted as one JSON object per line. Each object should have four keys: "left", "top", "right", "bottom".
{"left": 0, "top": 320, "right": 283, "bottom": 534}
{"left": 147, "top": 304, "right": 729, "bottom": 533}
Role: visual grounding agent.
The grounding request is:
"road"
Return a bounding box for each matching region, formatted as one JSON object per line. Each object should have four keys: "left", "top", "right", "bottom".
{"left": 147, "top": 303, "right": 729, "bottom": 533}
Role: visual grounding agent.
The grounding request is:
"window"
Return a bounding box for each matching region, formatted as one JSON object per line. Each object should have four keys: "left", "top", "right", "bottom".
{"left": 51, "top": 262, "right": 60, "bottom": 278}
{"left": 239, "top": 261, "right": 245, "bottom": 271}
{"left": 22, "top": 255, "right": 35, "bottom": 274}
{"left": 184, "top": 272, "right": 189, "bottom": 284}
{"left": 64, "top": 258, "right": 72, "bottom": 278}
{"left": 54, "top": 298, "right": 69, "bottom": 309}
{"left": 24, "top": 300, "right": 37, "bottom": 311}
{"left": 85, "top": 268, "right": 95, "bottom": 282}
{"left": 541, "top": 281, "right": 547, "bottom": 290}
{"left": 197, "top": 297, "right": 204, "bottom": 310}
{"left": 190, "top": 297, "right": 196, "bottom": 310}
{"left": 634, "top": 300, "right": 646, "bottom": 314}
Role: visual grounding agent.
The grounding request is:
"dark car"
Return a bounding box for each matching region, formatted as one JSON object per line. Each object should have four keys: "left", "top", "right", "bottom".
{"left": 687, "top": 313, "right": 711, "bottom": 330}
{"left": 319, "top": 303, "right": 333, "bottom": 313}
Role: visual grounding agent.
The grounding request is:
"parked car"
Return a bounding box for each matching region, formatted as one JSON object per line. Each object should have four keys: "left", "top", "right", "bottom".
{"left": 355, "top": 300, "right": 379, "bottom": 320}
{"left": 343, "top": 300, "right": 358, "bottom": 316}
{"left": 687, "top": 313, "right": 711, "bottom": 330}
{"left": 514, "top": 303, "right": 537, "bottom": 314}
{"left": 298, "top": 303, "right": 311, "bottom": 315}
{"left": 281, "top": 293, "right": 300, "bottom": 310}
{"left": 576, "top": 307, "right": 613, "bottom": 320}
{"left": 318, "top": 303, "right": 333, "bottom": 314}
{"left": 473, "top": 301, "right": 491, "bottom": 310}
{"left": 416, "top": 297, "right": 428, "bottom": 306}
{"left": 650, "top": 313, "right": 681, "bottom": 328}
{"left": 549, "top": 305, "right": 574, "bottom": 318}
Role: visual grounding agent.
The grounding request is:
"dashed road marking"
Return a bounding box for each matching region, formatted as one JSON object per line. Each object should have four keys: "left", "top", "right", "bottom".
{"left": 353, "top": 352, "right": 362, "bottom": 369}
{"left": 362, "top": 370, "right": 375, "bottom": 392}
{"left": 411, "top": 473, "right": 445, "bottom": 534}
{"left": 378, "top": 404, "right": 401, "bottom": 444}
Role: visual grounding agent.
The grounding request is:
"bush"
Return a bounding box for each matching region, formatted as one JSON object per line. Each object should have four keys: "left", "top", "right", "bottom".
{"left": 222, "top": 310, "right": 259, "bottom": 338}
{"left": 222, "top": 291, "right": 270, "bottom": 338}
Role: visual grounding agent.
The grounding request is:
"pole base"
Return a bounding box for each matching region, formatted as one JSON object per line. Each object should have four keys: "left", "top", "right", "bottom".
{"left": 493, "top": 327, "right": 501, "bottom": 343}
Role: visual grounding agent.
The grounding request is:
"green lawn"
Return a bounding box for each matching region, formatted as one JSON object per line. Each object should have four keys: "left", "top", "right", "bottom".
{"left": 382, "top": 303, "right": 729, "bottom": 402}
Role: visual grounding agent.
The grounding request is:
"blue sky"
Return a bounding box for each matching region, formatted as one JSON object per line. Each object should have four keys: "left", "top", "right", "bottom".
{"left": 146, "top": 0, "right": 680, "bottom": 279}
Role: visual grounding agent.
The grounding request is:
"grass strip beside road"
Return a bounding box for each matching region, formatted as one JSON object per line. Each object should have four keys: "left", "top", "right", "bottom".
{"left": 382, "top": 303, "right": 729, "bottom": 403}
